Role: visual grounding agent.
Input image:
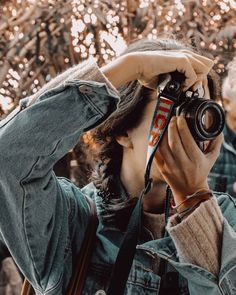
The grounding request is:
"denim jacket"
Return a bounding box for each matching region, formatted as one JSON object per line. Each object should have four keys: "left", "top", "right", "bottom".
{"left": 209, "top": 124, "right": 236, "bottom": 197}
{"left": 0, "top": 68, "right": 236, "bottom": 295}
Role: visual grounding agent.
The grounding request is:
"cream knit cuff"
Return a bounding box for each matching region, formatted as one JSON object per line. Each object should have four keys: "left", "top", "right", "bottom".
{"left": 167, "top": 197, "right": 223, "bottom": 276}
{"left": 28, "top": 58, "right": 119, "bottom": 104}
{"left": 70, "top": 57, "right": 120, "bottom": 95}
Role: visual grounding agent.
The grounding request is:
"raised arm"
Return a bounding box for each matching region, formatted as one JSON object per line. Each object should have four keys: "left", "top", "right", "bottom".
{"left": 0, "top": 59, "right": 119, "bottom": 293}
{"left": 0, "top": 50, "right": 214, "bottom": 293}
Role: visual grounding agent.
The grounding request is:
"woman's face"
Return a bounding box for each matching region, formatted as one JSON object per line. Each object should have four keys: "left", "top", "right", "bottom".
{"left": 126, "top": 96, "right": 165, "bottom": 182}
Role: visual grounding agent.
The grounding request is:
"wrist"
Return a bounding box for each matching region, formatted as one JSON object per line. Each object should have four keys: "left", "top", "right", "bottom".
{"left": 100, "top": 53, "right": 138, "bottom": 89}
{"left": 171, "top": 183, "right": 210, "bottom": 206}
{"left": 173, "top": 189, "right": 213, "bottom": 211}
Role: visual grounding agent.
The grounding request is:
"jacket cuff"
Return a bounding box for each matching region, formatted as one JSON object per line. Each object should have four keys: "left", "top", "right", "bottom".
{"left": 167, "top": 197, "right": 223, "bottom": 276}
{"left": 73, "top": 58, "right": 120, "bottom": 96}
{"left": 27, "top": 58, "right": 119, "bottom": 105}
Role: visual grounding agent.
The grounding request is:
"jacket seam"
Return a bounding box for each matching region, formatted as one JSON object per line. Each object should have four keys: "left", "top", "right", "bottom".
{"left": 79, "top": 90, "right": 105, "bottom": 116}
{"left": 20, "top": 156, "right": 43, "bottom": 290}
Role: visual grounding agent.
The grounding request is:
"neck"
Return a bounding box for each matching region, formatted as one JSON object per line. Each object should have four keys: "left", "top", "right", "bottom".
{"left": 142, "top": 182, "right": 167, "bottom": 214}
{"left": 120, "top": 153, "right": 167, "bottom": 214}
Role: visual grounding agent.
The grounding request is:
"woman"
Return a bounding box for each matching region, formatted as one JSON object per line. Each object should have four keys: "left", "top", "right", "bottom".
{"left": 0, "top": 38, "right": 235, "bottom": 295}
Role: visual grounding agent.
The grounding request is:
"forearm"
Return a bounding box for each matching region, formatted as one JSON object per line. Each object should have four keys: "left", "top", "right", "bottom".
{"left": 101, "top": 54, "right": 138, "bottom": 89}
{"left": 28, "top": 58, "right": 119, "bottom": 106}
{"left": 167, "top": 197, "right": 223, "bottom": 276}
{"left": 0, "top": 60, "right": 119, "bottom": 182}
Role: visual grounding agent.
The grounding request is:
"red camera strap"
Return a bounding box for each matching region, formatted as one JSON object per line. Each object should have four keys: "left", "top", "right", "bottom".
{"left": 145, "top": 95, "right": 175, "bottom": 187}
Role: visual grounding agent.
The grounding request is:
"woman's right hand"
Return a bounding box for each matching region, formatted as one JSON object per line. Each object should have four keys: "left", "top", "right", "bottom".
{"left": 154, "top": 116, "right": 223, "bottom": 205}
{"left": 101, "top": 50, "right": 214, "bottom": 91}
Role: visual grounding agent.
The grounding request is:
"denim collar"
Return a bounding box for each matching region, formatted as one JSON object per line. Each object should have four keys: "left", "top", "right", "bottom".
{"left": 137, "top": 235, "right": 178, "bottom": 262}
{"left": 93, "top": 176, "right": 138, "bottom": 231}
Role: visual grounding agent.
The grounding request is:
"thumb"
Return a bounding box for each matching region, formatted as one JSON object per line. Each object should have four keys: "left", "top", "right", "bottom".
{"left": 205, "top": 133, "right": 223, "bottom": 162}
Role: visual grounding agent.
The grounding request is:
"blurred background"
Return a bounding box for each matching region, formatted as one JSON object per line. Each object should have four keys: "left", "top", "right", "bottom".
{"left": 0, "top": 0, "right": 236, "bottom": 187}
{"left": 0, "top": 1, "right": 236, "bottom": 294}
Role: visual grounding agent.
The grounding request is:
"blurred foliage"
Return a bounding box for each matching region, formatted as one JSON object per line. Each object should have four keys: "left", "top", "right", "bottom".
{"left": 0, "top": 0, "right": 236, "bottom": 185}
{"left": 1, "top": 0, "right": 236, "bottom": 115}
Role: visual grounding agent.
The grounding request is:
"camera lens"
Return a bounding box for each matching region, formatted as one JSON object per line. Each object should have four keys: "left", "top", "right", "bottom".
{"left": 178, "top": 99, "right": 225, "bottom": 141}
{"left": 201, "top": 108, "right": 216, "bottom": 132}
{"left": 196, "top": 101, "right": 225, "bottom": 140}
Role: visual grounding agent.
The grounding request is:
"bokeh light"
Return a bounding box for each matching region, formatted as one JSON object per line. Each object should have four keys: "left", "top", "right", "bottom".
{"left": 0, "top": 0, "right": 236, "bottom": 115}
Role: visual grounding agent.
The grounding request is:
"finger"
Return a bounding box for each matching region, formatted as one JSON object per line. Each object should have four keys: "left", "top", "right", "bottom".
{"left": 188, "top": 56, "right": 211, "bottom": 76}
{"left": 192, "top": 80, "right": 203, "bottom": 92}
{"left": 176, "top": 116, "right": 202, "bottom": 160}
{"left": 205, "top": 133, "right": 223, "bottom": 162}
{"left": 175, "top": 58, "right": 198, "bottom": 91}
{"left": 182, "top": 56, "right": 210, "bottom": 91}
{"left": 157, "top": 131, "right": 175, "bottom": 167}
{"left": 177, "top": 50, "right": 214, "bottom": 69}
{"left": 168, "top": 116, "right": 187, "bottom": 162}
{"left": 203, "top": 78, "right": 210, "bottom": 99}
{"left": 154, "top": 148, "right": 164, "bottom": 167}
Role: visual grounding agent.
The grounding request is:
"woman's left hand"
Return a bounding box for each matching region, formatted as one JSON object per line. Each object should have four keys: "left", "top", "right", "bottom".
{"left": 154, "top": 115, "right": 223, "bottom": 205}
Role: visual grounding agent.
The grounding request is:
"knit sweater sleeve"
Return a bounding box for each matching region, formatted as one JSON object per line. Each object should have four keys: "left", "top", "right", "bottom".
{"left": 166, "top": 197, "right": 223, "bottom": 276}
{"left": 27, "top": 57, "right": 119, "bottom": 104}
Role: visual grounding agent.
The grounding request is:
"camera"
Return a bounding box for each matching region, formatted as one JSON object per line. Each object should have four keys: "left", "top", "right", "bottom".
{"left": 160, "top": 71, "right": 225, "bottom": 142}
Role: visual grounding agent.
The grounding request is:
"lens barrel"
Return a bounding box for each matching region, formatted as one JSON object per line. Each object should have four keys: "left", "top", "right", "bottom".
{"left": 178, "top": 99, "right": 225, "bottom": 141}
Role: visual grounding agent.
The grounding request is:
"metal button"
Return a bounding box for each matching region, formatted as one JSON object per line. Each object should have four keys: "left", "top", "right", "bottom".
{"left": 95, "top": 290, "right": 106, "bottom": 295}
{"left": 79, "top": 85, "right": 93, "bottom": 94}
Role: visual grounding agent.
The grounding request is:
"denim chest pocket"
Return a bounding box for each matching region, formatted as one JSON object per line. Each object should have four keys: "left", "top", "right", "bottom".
{"left": 220, "top": 264, "right": 236, "bottom": 294}
{"left": 83, "top": 261, "right": 160, "bottom": 295}
{"left": 126, "top": 262, "right": 160, "bottom": 294}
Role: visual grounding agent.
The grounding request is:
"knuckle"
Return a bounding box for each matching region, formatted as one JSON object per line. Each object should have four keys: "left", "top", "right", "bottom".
{"left": 182, "top": 56, "right": 189, "bottom": 63}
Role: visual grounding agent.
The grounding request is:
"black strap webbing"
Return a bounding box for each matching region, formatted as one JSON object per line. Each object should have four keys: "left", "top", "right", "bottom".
{"left": 107, "top": 181, "right": 151, "bottom": 295}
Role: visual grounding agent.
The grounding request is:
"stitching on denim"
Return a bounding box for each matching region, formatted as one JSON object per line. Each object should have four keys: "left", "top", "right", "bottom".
{"left": 21, "top": 171, "right": 66, "bottom": 293}
{"left": 20, "top": 156, "right": 43, "bottom": 290}
{"left": 127, "top": 280, "right": 159, "bottom": 291}
{"left": 42, "top": 272, "right": 63, "bottom": 294}
{"left": 220, "top": 260, "right": 236, "bottom": 281}
{"left": 20, "top": 142, "right": 65, "bottom": 291}
{"left": 77, "top": 88, "right": 104, "bottom": 116}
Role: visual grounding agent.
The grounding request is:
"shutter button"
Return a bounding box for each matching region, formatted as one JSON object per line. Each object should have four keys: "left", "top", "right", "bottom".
{"left": 95, "top": 290, "right": 106, "bottom": 295}
{"left": 79, "top": 85, "right": 93, "bottom": 94}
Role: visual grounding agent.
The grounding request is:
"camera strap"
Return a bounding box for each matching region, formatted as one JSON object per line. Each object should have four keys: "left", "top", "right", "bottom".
{"left": 107, "top": 81, "right": 180, "bottom": 295}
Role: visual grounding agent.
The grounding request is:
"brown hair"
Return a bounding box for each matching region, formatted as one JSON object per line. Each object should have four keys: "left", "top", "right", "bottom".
{"left": 80, "top": 37, "right": 219, "bottom": 228}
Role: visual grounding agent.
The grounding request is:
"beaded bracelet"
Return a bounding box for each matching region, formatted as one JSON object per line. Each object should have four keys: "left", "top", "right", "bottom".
{"left": 173, "top": 189, "right": 214, "bottom": 215}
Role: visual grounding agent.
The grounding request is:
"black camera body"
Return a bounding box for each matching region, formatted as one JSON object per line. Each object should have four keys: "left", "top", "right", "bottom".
{"left": 160, "top": 72, "right": 225, "bottom": 142}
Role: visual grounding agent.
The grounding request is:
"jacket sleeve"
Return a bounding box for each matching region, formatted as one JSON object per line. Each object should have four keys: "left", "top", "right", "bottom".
{"left": 0, "top": 59, "right": 119, "bottom": 293}
{"left": 167, "top": 197, "right": 223, "bottom": 276}
{"left": 166, "top": 194, "right": 236, "bottom": 295}
{"left": 226, "top": 182, "right": 236, "bottom": 198}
